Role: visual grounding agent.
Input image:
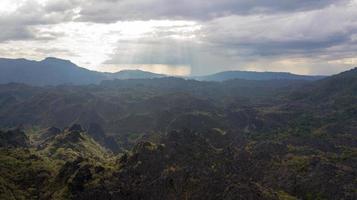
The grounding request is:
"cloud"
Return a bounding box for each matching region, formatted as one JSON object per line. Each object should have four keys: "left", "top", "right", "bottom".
{"left": 35, "top": 47, "right": 77, "bottom": 56}
{"left": 1, "top": 0, "right": 348, "bottom": 25}
{"left": 0, "top": 26, "right": 34, "bottom": 42}
{"left": 0, "top": 0, "right": 357, "bottom": 76}
{"left": 0, "top": 0, "right": 78, "bottom": 42}
{"left": 100, "top": 1, "right": 357, "bottom": 75}
{"left": 77, "top": 0, "right": 347, "bottom": 22}
{"left": 188, "top": 1, "right": 357, "bottom": 73}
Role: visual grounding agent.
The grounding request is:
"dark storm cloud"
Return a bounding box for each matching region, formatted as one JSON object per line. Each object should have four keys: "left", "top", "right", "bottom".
{"left": 209, "top": 32, "right": 353, "bottom": 59}
{"left": 200, "top": 5, "right": 357, "bottom": 59}
{"left": 77, "top": 0, "right": 346, "bottom": 22}
{"left": 0, "top": 0, "right": 350, "bottom": 42}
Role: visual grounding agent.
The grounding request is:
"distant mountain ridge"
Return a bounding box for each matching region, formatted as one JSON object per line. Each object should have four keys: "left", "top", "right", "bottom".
{"left": 107, "top": 69, "right": 165, "bottom": 80}
{"left": 0, "top": 57, "right": 165, "bottom": 86}
{"left": 193, "top": 70, "right": 326, "bottom": 81}
{"left": 0, "top": 57, "right": 327, "bottom": 86}
{"left": 0, "top": 57, "right": 105, "bottom": 86}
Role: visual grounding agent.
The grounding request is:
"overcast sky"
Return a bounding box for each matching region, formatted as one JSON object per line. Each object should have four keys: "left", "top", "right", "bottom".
{"left": 1, "top": 0, "right": 357, "bottom": 75}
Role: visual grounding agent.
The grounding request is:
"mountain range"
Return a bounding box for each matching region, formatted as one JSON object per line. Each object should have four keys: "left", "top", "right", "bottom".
{"left": 0, "top": 57, "right": 356, "bottom": 200}
{"left": 0, "top": 57, "right": 325, "bottom": 86}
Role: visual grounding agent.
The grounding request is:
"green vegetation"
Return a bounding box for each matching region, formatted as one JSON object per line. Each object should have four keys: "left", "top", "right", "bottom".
{"left": 0, "top": 126, "right": 117, "bottom": 200}
{"left": 0, "top": 68, "right": 356, "bottom": 199}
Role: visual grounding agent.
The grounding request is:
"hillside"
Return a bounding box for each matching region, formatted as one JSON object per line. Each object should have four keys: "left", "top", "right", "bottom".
{"left": 290, "top": 67, "right": 357, "bottom": 102}
{"left": 0, "top": 77, "right": 307, "bottom": 149}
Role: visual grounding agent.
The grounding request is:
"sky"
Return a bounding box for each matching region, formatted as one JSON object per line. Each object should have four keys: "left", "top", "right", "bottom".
{"left": 0, "top": 0, "right": 357, "bottom": 76}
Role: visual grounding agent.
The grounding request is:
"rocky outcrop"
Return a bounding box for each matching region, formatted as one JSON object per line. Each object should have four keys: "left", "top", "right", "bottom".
{"left": 87, "top": 123, "right": 120, "bottom": 153}
{"left": 0, "top": 129, "right": 29, "bottom": 148}
{"left": 79, "top": 130, "right": 278, "bottom": 200}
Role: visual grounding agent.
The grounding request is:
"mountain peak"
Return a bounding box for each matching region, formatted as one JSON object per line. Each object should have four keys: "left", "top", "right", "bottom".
{"left": 68, "top": 124, "right": 84, "bottom": 133}
{"left": 41, "top": 57, "right": 74, "bottom": 65}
